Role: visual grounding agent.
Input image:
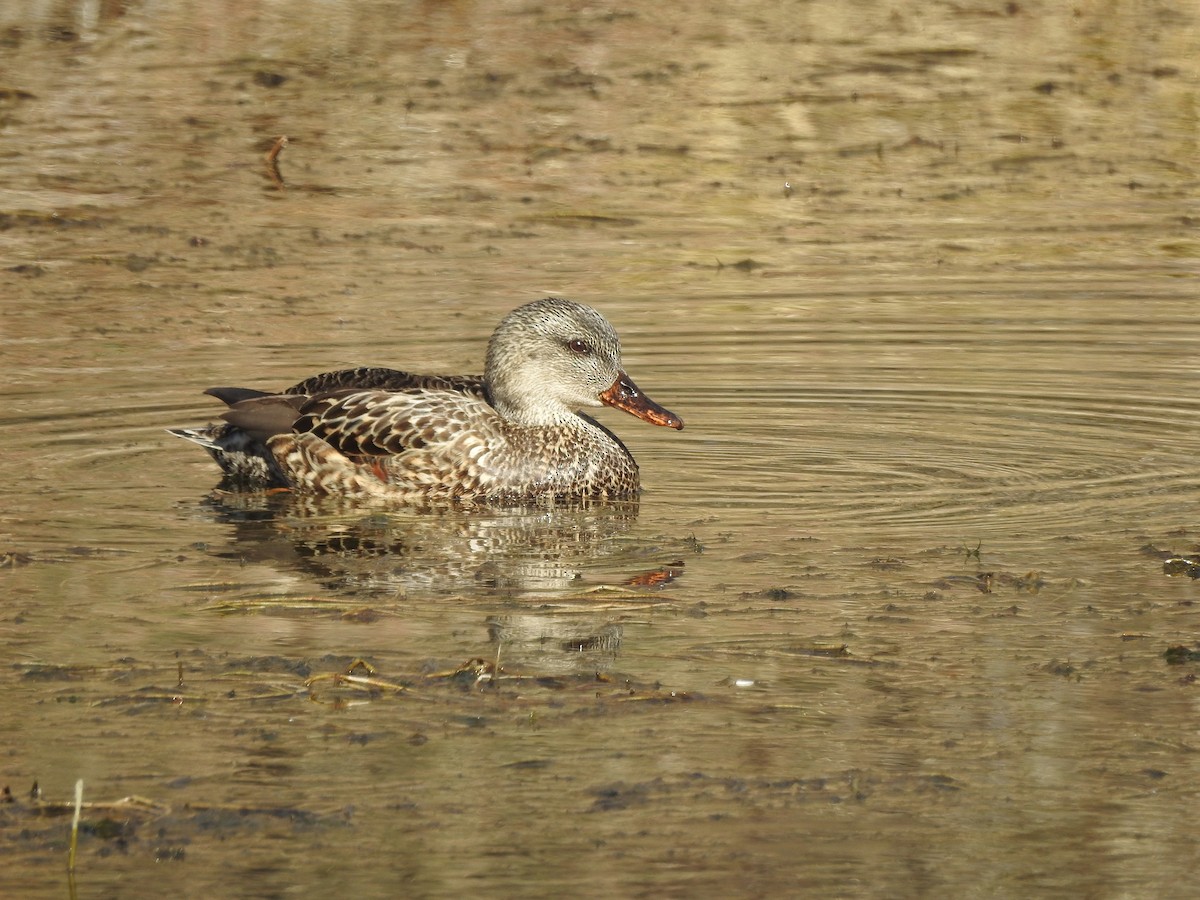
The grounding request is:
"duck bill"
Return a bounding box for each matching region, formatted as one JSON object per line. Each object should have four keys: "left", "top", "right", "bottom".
{"left": 600, "top": 372, "right": 684, "bottom": 430}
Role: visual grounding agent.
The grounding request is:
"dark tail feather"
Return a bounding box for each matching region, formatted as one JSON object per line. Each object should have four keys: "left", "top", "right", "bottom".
{"left": 168, "top": 422, "right": 289, "bottom": 490}
{"left": 167, "top": 425, "right": 221, "bottom": 450}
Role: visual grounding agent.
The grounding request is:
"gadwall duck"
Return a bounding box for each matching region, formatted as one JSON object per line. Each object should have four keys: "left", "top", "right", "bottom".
{"left": 170, "top": 298, "right": 683, "bottom": 501}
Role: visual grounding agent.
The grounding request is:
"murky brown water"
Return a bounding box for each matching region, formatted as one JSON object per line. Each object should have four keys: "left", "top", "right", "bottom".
{"left": 4, "top": 1, "right": 1200, "bottom": 897}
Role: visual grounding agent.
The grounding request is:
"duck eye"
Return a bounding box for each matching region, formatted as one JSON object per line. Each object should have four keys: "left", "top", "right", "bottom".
{"left": 568, "top": 338, "right": 591, "bottom": 355}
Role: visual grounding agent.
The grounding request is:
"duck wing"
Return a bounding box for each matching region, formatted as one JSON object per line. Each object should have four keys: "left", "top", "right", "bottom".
{"left": 294, "top": 388, "right": 497, "bottom": 459}
{"left": 217, "top": 394, "right": 309, "bottom": 444}
{"left": 204, "top": 369, "right": 489, "bottom": 446}
{"left": 283, "top": 367, "right": 485, "bottom": 398}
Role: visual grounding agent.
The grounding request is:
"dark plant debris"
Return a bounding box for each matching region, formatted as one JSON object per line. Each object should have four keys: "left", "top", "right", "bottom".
{"left": 1164, "top": 645, "right": 1200, "bottom": 665}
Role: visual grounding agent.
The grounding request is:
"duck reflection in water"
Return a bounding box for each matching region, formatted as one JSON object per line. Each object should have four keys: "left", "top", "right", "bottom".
{"left": 170, "top": 298, "right": 683, "bottom": 503}
{"left": 200, "top": 491, "right": 647, "bottom": 598}
{"left": 193, "top": 492, "right": 684, "bottom": 674}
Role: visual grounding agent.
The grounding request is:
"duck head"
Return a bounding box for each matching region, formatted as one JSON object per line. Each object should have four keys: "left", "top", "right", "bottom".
{"left": 485, "top": 298, "right": 684, "bottom": 431}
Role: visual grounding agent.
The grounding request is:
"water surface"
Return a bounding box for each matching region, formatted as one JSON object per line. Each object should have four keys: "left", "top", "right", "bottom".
{"left": 3, "top": 2, "right": 1200, "bottom": 897}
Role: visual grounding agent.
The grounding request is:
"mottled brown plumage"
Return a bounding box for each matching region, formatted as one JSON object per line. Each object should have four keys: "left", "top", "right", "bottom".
{"left": 170, "top": 298, "right": 683, "bottom": 502}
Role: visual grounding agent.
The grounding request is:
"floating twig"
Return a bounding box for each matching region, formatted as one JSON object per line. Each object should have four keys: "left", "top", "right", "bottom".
{"left": 264, "top": 135, "right": 288, "bottom": 189}
{"left": 67, "top": 779, "right": 82, "bottom": 874}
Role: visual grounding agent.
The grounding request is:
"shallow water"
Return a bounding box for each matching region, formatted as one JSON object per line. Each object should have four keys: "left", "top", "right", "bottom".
{"left": 3, "top": 2, "right": 1200, "bottom": 897}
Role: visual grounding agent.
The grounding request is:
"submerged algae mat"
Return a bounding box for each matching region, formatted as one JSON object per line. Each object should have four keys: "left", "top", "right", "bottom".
{"left": 3, "top": 646, "right": 701, "bottom": 860}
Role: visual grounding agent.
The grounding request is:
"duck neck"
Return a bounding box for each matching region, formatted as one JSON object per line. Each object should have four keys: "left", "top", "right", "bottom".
{"left": 486, "top": 380, "right": 581, "bottom": 427}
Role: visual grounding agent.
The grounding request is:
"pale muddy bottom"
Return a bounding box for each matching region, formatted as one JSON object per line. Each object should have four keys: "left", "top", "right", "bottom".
{"left": 3, "top": 2, "right": 1200, "bottom": 898}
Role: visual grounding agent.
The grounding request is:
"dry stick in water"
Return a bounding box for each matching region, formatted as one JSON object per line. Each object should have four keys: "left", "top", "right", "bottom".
{"left": 265, "top": 135, "right": 289, "bottom": 189}
{"left": 68, "top": 779, "right": 83, "bottom": 873}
